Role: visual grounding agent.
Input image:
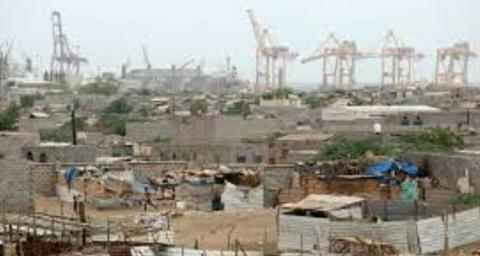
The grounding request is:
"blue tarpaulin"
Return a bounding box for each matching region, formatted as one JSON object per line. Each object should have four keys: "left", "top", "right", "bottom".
{"left": 64, "top": 167, "right": 77, "bottom": 184}
{"left": 365, "top": 159, "right": 419, "bottom": 177}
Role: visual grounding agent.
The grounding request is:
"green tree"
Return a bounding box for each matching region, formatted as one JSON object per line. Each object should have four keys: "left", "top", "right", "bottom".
{"left": 0, "top": 103, "right": 21, "bottom": 131}
{"left": 397, "top": 127, "right": 463, "bottom": 152}
{"left": 78, "top": 82, "right": 118, "bottom": 95}
{"left": 138, "top": 105, "right": 153, "bottom": 118}
{"left": 190, "top": 99, "right": 208, "bottom": 116}
{"left": 261, "top": 87, "right": 294, "bottom": 100}
{"left": 39, "top": 128, "right": 71, "bottom": 142}
{"left": 224, "top": 101, "right": 251, "bottom": 116}
{"left": 20, "top": 95, "right": 37, "bottom": 108}
{"left": 98, "top": 114, "right": 127, "bottom": 136}
{"left": 316, "top": 136, "right": 393, "bottom": 161}
{"left": 103, "top": 98, "right": 132, "bottom": 115}
{"left": 304, "top": 96, "right": 326, "bottom": 109}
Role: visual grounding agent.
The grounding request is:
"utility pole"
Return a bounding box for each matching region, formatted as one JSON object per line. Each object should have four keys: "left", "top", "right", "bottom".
{"left": 71, "top": 107, "right": 77, "bottom": 145}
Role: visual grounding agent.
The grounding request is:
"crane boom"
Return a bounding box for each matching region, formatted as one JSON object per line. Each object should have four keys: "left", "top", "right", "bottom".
{"left": 178, "top": 58, "right": 195, "bottom": 70}
{"left": 246, "top": 9, "right": 264, "bottom": 49}
{"left": 142, "top": 45, "right": 151, "bottom": 70}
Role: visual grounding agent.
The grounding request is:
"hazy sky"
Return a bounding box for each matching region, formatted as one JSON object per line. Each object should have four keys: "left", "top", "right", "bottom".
{"left": 1, "top": 0, "right": 479, "bottom": 86}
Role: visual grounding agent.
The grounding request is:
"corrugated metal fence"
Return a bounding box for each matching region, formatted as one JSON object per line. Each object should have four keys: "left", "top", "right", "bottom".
{"left": 280, "top": 207, "right": 480, "bottom": 254}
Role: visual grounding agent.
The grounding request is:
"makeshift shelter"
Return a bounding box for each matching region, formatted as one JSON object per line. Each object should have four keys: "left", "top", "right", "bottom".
{"left": 281, "top": 194, "right": 365, "bottom": 219}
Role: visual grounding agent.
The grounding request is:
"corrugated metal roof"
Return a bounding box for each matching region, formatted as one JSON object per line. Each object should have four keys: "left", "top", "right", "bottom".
{"left": 277, "top": 133, "right": 332, "bottom": 142}
{"left": 281, "top": 194, "right": 365, "bottom": 212}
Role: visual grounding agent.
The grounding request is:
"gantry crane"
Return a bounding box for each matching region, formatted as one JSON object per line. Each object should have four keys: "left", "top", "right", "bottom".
{"left": 302, "top": 33, "right": 376, "bottom": 89}
{"left": 435, "top": 42, "right": 476, "bottom": 87}
{"left": 246, "top": 9, "right": 297, "bottom": 92}
{"left": 51, "top": 11, "right": 88, "bottom": 80}
{"left": 380, "top": 30, "right": 423, "bottom": 88}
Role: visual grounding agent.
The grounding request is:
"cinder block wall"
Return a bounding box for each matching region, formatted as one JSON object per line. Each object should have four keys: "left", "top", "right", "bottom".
{"left": 30, "top": 164, "right": 57, "bottom": 196}
{"left": 0, "top": 160, "right": 34, "bottom": 213}
{"left": 404, "top": 152, "right": 480, "bottom": 192}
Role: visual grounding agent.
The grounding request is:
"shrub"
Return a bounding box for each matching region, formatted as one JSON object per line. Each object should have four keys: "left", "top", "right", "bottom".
{"left": 152, "top": 135, "right": 171, "bottom": 143}
{"left": 98, "top": 114, "right": 127, "bottom": 136}
{"left": 316, "top": 136, "right": 393, "bottom": 161}
{"left": 190, "top": 99, "right": 208, "bottom": 116}
{"left": 0, "top": 103, "right": 21, "bottom": 131}
{"left": 39, "top": 128, "right": 71, "bottom": 142}
{"left": 397, "top": 127, "right": 463, "bottom": 152}
{"left": 78, "top": 82, "right": 118, "bottom": 95}
{"left": 102, "top": 98, "right": 132, "bottom": 115}
{"left": 224, "top": 101, "right": 251, "bottom": 116}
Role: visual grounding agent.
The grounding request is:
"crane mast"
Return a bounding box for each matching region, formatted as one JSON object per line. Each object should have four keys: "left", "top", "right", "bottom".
{"left": 246, "top": 9, "right": 297, "bottom": 92}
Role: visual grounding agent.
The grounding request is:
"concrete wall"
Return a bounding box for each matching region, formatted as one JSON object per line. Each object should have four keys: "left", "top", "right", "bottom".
{"left": 127, "top": 116, "right": 289, "bottom": 144}
{"left": 152, "top": 143, "right": 268, "bottom": 165}
{"left": 130, "top": 161, "right": 188, "bottom": 182}
{"left": 262, "top": 165, "right": 295, "bottom": 207}
{"left": 0, "top": 159, "right": 34, "bottom": 213}
{"left": 0, "top": 132, "right": 39, "bottom": 213}
{"left": 22, "top": 145, "right": 96, "bottom": 163}
{"left": 30, "top": 164, "right": 57, "bottom": 196}
{"left": 404, "top": 152, "right": 480, "bottom": 192}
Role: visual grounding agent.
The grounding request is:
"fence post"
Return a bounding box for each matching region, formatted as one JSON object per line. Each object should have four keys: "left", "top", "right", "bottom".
{"left": 414, "top": 200, "right": 419, "bottom": 220}
{"left": 300, "top": 234, "right": 303, "bottom": 256}
{"left": 33, "top": 211, "right": 37, "bottom": 238}
{"left": 443, "top": 208, "right": 449, "bottom": 255}
{"left": 383, "top": 200, "right": 388, "bottom": 221}
{"left": 107, "top": 219, "right": 110, "bottom": 250}
{"left": 234, "top": 239, "right": 239, "bottom": 256}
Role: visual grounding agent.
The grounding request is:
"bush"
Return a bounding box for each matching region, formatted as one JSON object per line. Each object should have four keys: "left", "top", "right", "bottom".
{"left": 20, "top": 95, "right": 42, "bottom": 108}
{"left": 39, "top": 128, "right": 71, "bottom": 142}
{"left": 316, "top": 136, "right": 393, "bottom": 161}
{"left": 261, "top": 87, "right": 294, "bottom": 100}
{"left": 138, "top": 105, "right": 153, "bottom": 118}
{"left": 103, "top": 98, "right": 132, "bottom": 115}
{"left": 152, "top": 135, "right": 171, "bottom": 143}
{"left": 0, "top": 103, "right": 21, "bottom": 131}
{"left": 224, "top": 101, "right": 251, "bottom": 116}
{"left": 78, "top": 82, "right": 118, "bottom": 95}
{"left": 98, "top": 114, "right": 127, "bottom": 136}
{"left": 449, "top": 193, "right": 480, "bottom": 206}
{"left": 190, "top": 99, "right": 208, "bottom": 116}
{"left": 304, "top": 96, "right": 327, "bottom": 109}
{"left": 397, "top": 127, "right": 463, "bottom": 152}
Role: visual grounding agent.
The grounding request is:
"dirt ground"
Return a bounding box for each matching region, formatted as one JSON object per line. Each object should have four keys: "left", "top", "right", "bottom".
{"left": 172, "top": 210, "right": 277, "bottom": 251}
{"left": 35, "top": 195, "right": 277, "bottom": 251}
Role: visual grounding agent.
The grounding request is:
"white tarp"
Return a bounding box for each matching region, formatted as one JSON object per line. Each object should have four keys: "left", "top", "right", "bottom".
{"left": 221, "top": 182, "right": 263, "bottom": 211}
